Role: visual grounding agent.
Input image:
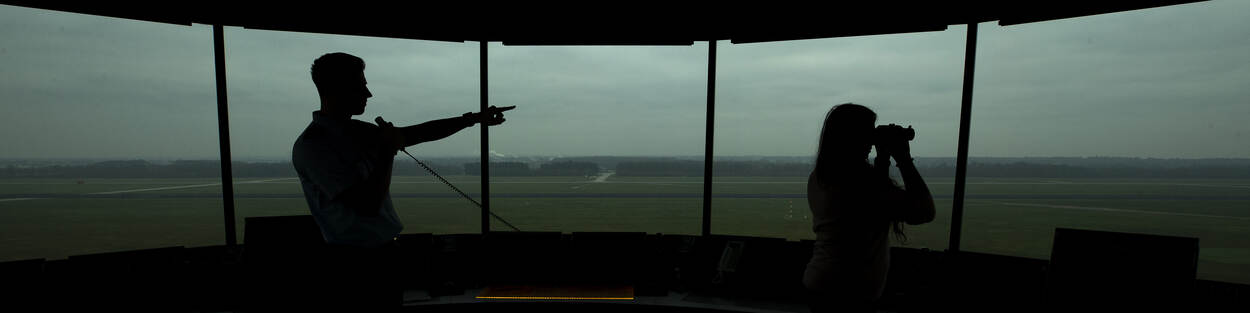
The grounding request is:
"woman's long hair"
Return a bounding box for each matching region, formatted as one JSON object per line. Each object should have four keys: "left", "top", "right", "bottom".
{"left": 813, "top": 103, "right": 908, "bottom": 243}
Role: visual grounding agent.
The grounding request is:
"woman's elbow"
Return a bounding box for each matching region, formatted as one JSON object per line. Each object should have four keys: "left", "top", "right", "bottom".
{"left": 906, "top": 213, "right": 935, "bottom": 225}
{"left": 905, "top": 203, "right": 936, "bottom": 225}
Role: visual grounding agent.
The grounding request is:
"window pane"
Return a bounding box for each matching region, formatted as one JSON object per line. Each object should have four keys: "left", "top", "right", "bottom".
{"left": 968, "top": 1, "right": 1250, "bottom": 284}
{"left": 225, "top": 28, "right": 482, "bottom": 238}
{"left": 486, "top": 43, "right": 708, "bottom": 234}
{"left": 0, "top": 6, "right": 220, "bottom": 260}
{"left": 713, "top": 30, "right": 965, "bottom": 249}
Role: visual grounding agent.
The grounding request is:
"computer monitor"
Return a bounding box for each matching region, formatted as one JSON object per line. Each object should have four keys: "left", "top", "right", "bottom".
{"left": 1047, "top": 227, "right": 1198, "bottom": 308}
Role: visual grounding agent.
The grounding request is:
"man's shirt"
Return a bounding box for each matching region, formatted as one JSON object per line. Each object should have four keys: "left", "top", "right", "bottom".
{"left": 293, "top": 111, "right": 402, "bottom": 247}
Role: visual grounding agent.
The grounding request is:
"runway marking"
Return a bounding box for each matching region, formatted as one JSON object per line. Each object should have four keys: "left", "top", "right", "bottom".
{"left": 88, "top": 183, "right": 223, "bottom": 195}
{"left": 0, "top": 198, "right": 40, "bottom": 202}
{"left": 86, "top": 178, "right": 291, "bottom": 195}
{"left": 991, "top": 201, "right": 1250, "bottom": 221}
{"left": 592, "top": 172, "right": 614, "bottom": 183}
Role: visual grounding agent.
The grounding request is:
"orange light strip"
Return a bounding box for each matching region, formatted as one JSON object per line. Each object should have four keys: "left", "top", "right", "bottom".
{"left": 476, "top": 296, "right": 635, "bottom": 300}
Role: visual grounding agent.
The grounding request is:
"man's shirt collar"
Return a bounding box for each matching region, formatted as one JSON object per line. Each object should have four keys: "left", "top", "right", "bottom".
{"left": 312, "top": 110, "right": 354, "bottom": 131}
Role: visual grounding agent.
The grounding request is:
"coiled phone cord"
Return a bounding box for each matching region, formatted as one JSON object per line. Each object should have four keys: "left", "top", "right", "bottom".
{"left": 400, "top": 149, "right": 522, "bottom": 232}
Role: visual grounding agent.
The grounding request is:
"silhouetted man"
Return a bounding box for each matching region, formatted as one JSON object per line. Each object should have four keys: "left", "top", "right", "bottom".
{"left": 292, "top": 52, "right": 510, "bottom": 311}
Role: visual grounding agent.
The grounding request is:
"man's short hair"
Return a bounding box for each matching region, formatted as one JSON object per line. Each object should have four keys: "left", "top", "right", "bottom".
{"left": 311, "top": 52, "right": 365, "bottom": 95}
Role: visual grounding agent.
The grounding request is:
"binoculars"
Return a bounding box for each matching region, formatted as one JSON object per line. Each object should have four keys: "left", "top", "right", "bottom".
{"left": 875, "top": 124, "right": 915, "bottom": 142}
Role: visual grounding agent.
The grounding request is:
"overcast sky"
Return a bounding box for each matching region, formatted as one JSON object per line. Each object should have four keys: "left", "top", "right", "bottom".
{"left": 2, "top": 2, "right": 1247, "bottom": 160}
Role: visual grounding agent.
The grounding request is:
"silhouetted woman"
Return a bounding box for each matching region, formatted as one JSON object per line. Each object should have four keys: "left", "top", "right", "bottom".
{"left": 804, "top": 103, "right": 936, "bottom": 313}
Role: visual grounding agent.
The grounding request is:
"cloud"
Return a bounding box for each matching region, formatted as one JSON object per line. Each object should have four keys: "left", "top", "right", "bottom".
{"left": 2, "top": 2, "right": 1247, "bottom": 159}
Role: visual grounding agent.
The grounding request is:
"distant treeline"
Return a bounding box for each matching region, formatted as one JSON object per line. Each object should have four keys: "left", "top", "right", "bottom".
{"left": 0, "top": 160, "right": 597, "bottom": 178}
{"left": 616, "top": 161, "right": 811, "bottom": 177}
{"left": 463, "top": 161, "right": 600, "bottom": 177}
{"left": 0, "top": 160, "right": 463, "bottom": 179}
{"left": 916, "top": 162, "right": 1250, "bottom": 179}
{"left": 0, "top": 160, "right": 287, "bottom": 179}
{"left": 3, "top": 159, "right": 1250, "bottom": 179}
{"left": 612, "top": 161, "right": 1250, "bottom": 179}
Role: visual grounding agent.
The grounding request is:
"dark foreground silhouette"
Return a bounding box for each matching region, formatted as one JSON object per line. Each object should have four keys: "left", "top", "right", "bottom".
{"left": 290, "top": 52, "right": 512, "bottom": 311}
{"left": 803, "top": 103, "right": 936, "bottom": 312}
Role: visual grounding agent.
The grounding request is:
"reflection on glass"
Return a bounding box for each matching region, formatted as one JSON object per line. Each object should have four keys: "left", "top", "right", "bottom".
{"left": 967, "top": 1, "right": 1250, "bottom": 284}
{"left": 713, "top": 30, "right": 965, "bottom": 250}
{"left": 486, "top": 43, "right": 708, "bottom": 234}
{"left": 225, "top": 28, "right": 482, "bottom": 238}
{"left": 0, "top": 6, "right": 219, "bottom": 260}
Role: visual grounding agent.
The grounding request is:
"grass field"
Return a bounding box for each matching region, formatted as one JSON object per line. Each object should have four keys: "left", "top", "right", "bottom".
{"left": 2, "top": 175, "right": 1248, "bottom": 284}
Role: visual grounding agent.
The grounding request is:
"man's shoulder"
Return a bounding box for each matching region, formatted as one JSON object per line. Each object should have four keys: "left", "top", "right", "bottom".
{"left": 349, "top": 118, "right": 378, "bottom": 129}
{"left": 293, "top": 123, "right": 335, "bottom": 162}
{"left": 294, "top": 123, "right": 325, "bottom": 147}
{"left": 346, "top": 119, "right": 381, "bottom": 137}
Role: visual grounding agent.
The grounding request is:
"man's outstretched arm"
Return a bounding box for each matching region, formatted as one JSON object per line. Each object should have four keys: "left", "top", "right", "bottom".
{"left": 393, "top": 105, "right": 514, "bottom": 148}
{"left": 399, "top": 115, "right": 476, "bottom": 147}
